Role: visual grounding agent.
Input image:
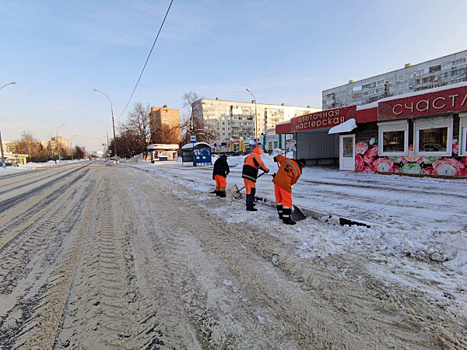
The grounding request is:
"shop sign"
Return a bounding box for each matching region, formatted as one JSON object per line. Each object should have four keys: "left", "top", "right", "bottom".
{"left": 291, "top": 106, "right": 356, "bottom": 132}
{"left": 379, "top": 85, "right": 467, "bottom": 120}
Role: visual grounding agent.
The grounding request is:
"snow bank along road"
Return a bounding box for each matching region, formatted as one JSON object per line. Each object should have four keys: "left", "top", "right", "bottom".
{"left": 0, "top": 161, "right": 465, "bottom": 349}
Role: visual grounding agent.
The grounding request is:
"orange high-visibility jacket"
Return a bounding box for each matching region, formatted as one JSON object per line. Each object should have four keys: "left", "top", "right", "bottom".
{"left": 272, "top": 155, "right": 302, "bottom": 193}
{"left": 242, "top": 147, "right": 269, "bottom": 182}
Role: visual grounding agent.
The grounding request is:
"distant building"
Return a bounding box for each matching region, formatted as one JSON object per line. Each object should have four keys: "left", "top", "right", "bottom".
{"left": 193, "top": 97, "right": 320, "bottom": 142}
{"left": 2, "top": 141, "right": 16, "bottom": 153}
{"left": 150, "top": 105, "right": 181, "bottom": 143}
{"left": 50, "top": 136, "right": 70, "bottom": 152}
{"left": 322, "top": 50, "right": 467, "bottom": 109}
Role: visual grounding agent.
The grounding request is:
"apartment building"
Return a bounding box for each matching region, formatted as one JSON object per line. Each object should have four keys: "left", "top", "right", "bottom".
{"left": 322, "top": 50, "right": 467, "bottom": 109}
{"left": 150, "top": 105, "right": 181, "bottom": 143}
{"left": 193, "top": 97, "right": 320, "bottom": 142}
{"left": 50, "top": 136, "right": 70, "bottom": 152}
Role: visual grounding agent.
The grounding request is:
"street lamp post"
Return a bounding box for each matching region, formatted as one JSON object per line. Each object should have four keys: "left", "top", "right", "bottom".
{"left": 246, "top": 88, "right": 258, "bottom": 147}
{"left": 0, "top": 82, "right": 16, "bottom": 168}
{"left": 93, "top": 89, "right": 117, "bottom": 160}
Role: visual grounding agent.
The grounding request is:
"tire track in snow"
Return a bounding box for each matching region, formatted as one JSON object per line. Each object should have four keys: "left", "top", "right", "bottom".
{"left": 55, "top": 167, "right": 168, "bottom": 349}
{"left": 0, "top": 165, "right": 96, "bottom": 349}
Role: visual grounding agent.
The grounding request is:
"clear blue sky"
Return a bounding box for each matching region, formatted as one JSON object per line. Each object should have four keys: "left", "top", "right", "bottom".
{"left": 1, "top": 0, "right": 467, "bottom": 153}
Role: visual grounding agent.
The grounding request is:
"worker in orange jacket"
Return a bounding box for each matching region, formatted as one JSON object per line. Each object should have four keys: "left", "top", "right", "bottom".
{"left": 272, "top": 155, "right": 306, "bottom": 225}
{"left": 242, "top": 147, "right": 269, "bottom": 211}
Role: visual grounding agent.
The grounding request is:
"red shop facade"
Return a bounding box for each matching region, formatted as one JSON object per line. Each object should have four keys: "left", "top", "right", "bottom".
{"left": 280, "top": 83, "right": 467, "bottom": 177}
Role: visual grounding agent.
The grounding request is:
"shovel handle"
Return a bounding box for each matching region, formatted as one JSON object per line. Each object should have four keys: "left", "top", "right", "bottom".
{"left": 234, "top": 171, "right": 266, "bottom": 196}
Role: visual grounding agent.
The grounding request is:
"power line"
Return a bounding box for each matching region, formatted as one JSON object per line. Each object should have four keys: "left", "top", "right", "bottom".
{"left": 0, "top": 116, "right": 25, "bottom": 132}
{"left": 118, "top": 0, "right": 174, "bottom": 119}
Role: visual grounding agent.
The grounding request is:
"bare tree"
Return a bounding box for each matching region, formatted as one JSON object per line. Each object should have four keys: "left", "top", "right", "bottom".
{"left": 11, "top": 132, "right": 51, "bottom": 162}
{"left": 180, "top": 91, "right": 216, "bottom": 145}
{"left": 110, "top": 130, "right": 140, "bottom": 159}
{"left": 73, "top": 145, "right": 87, "bottom": 160}
{"left": 151, "top": 124, "right": 180, "bottom": 144}
{"left": 119, "top": 103, "right": 152, "bottom": 158}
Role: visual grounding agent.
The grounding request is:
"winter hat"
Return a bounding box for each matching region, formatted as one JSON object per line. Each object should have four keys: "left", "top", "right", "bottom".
{"left": 298, "top": 158, "right": 306, "bottom": 168}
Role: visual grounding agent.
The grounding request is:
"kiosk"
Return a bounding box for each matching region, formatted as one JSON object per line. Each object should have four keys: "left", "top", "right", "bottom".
{"left": 181, "top": 142, "right": 212, "bottom": 166}
{"left": 147, "top": 144, "right": 179, "bottom": 163}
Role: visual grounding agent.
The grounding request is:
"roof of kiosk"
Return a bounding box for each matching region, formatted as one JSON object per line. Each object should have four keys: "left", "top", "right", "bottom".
{"left": 328, "top": 118, "right": 357, "bottom": 134}
{"left": 181, "top": 142, "right": 211, "bottom": 150}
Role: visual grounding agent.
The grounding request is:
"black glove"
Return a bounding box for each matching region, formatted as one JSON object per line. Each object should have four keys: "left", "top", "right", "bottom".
{"left": 273, "top": 156, "right": 277, "bottom": 162}
{"left": 272, "top": 173, "right": 276, "bottom": 178}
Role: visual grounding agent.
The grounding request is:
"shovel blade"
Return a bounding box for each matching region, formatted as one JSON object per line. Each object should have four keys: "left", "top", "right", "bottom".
{"left": 291, "top": 205, "right": 306, "bottom": 222}
{"left": 228, "top": 184, "right": 242, "bottom": 200}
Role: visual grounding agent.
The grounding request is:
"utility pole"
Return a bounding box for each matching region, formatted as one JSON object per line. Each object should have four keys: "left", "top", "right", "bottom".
{"left": 0, "top": 130, "right": 6, "bottom": 168}
{"left": 94, "top": 89, "right": 118, "bottom": 161}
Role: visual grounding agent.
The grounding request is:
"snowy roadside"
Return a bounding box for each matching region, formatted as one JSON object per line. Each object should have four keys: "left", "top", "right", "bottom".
{"left": 0, "top": 159, "right": 88, "bottom": 173}
{"left": 127, "top": 155, "right": 467, "bottom": 319}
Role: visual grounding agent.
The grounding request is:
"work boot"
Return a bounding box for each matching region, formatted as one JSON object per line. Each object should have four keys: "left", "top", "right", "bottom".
{"left": 215, "top": 190, "right": 220, "bottom": 196}
{"left": 246, "top": 194, "right": 255, "bottom": 208}
{"left": 276, "top": 204, "right": 283, "bottom": 219}
{"left": 282, "top": 217, "right": 296, "bottom": 225}
{"left": 219, "top": 191, "right": 226, "bottom": 198}
{"left": 282, "top": 208, "right": 296, "bottom": 225}
{"left": 246, "top": 206, "right": 257, "bottom": 211}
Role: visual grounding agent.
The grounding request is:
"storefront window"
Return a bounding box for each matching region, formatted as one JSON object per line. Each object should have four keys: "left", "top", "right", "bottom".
{"left": 418, "top": 127, "right": 448, "bottom": 152}
{"left": 460, "top": 114, "right": 467, "bottom": 156}
{"left": 414, "top": 116, "right": 452, "bottom": 156}
{"left": 383, "top": 131, "right": 405, "bottom": 152}
{"left": 378, "top": 120, "right": 408, "bottom": 156}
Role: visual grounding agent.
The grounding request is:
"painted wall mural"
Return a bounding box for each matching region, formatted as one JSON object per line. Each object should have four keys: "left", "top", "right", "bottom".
{"left": 355, "top": 140, "right": 467, "bottom": 177}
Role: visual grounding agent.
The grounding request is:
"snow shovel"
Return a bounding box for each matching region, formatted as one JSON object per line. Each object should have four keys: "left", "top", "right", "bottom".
{"left": 291, "top": 205, "right": 306, "bottom": 222}
{"left": 230, "top": 172, "right": 267, "bottom": 200}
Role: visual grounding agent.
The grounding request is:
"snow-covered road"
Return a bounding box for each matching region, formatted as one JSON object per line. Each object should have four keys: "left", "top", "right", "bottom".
{"left": 0, "top": 159, "right": 466, "bottom": 349}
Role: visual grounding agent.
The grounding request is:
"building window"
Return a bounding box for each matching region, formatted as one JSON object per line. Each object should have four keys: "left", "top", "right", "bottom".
{"left": 378, "top": 120, "right": 409, "bottom": 156}
{"left": 442, "top": 61, "right": 453, "bottom": 70}
{"left": 429, "top": 65, "right": 441, "bottom": 73}
{"left": 352, "top": 85, "right": 362, "bottom": 92}
{"left": 459, "top": 113, "right": 467, "bottom": 156}
{"left": 414, "top": 116, "right": 452, "bottom": 156}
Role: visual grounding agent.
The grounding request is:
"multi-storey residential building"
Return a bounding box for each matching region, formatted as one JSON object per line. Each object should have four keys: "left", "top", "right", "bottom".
{"left": 193, "top": 97, "right": 320, "bottom": 142}
{"left": 2, "top": 141, "right": 17, "bottom": 153}
{"left": 150, "top": 105, "right": 181, "bottom": 143}
{"left": 322, "top": 50, "right": 467, "bottom": 109}
{"left": 50, "top": 136, "right": 70, "bottom": 152}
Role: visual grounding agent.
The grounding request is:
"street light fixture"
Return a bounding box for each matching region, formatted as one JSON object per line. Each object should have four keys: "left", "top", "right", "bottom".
{"left": 93, "top": 89, "right": 117, "bottom": 160}
{"left": 0, "top": 81, "right": 16, "bottom": 168}
{"left": 0, "top": 82, "right": 16, "bottom": 90}
{"left": 246, "top": 88, "right": 258, "bottom": 147}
